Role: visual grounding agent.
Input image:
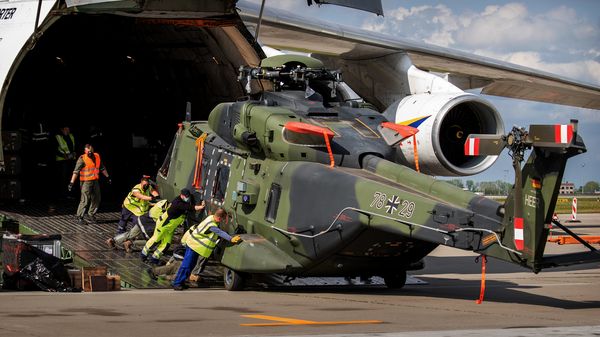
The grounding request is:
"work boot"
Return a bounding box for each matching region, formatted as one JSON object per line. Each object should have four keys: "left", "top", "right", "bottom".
{"left": 140, "top": 253, "right": 148, "bottom": 263}
{"left": 123, "top": 240, "right": 133, "bottom": 253}
{"left": 76, "top": 217, "right": 87, "bottom": 225}
{"left": 87, "top": 215, "right": 97, "bottom": 225}
{"left": 105, "top": 238, "right": 116, "bottom": 249}
{"left": 149, "top": 257, "right": 162, "bottom": 266}
{"left": 146, "top": 268, "right": 158, "bottom": 281}
{"left": 189, "top": 274, "right": 201, "bottom": 283}
{"left": 173, "top": 285, "right": 185, "bottom": 291}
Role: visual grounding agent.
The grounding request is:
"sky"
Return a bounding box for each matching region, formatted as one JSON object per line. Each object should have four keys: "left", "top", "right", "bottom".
{"left": 247, "top": 0, "right": 600, "bottom": 187}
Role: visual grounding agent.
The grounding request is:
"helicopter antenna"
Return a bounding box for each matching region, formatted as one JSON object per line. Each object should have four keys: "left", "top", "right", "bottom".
{"left": 185, "top": 101, "right": 192, "bottom": 122}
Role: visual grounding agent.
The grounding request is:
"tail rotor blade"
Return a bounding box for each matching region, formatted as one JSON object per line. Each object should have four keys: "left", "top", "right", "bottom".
{"left": 464, "top": 134, "right": 505, "bottom": 156}
{"left": 528, "top": 124, "right": 574, "bottom": 147}
{"left": 513, "top": 159, "right": 525, "bottom": 251}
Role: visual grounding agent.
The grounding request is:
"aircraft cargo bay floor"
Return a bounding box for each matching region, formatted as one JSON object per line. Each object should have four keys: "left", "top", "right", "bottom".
{"left": 0, "top": 201, "right": 223, "bottom": 289}
{"left": 0, "top": 201, "right": 422, "bottom": 289}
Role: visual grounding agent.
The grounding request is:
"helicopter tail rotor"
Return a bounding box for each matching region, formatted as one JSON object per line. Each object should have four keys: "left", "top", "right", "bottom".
{"left": 465, "top": 119, "right": 588, "bottom": 270}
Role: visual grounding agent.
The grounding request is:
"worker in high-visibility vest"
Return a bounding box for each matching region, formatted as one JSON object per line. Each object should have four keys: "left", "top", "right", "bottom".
{"left": 172, "top": 208, "right": 242, "bottom": 291}
{"left": 106, "top": 175, "right": 159, "bottom": 250}
{"left": 68, "top": 144, "right": 111, "bottom": 225}
{"left": 141, "top": 188, "right": 204, "bottom": 264}
{"left": 55, "top": 125, "right": 76, "bottom": 196}
{"left": 117, "top": 175, "right": 159, "bottom": 233}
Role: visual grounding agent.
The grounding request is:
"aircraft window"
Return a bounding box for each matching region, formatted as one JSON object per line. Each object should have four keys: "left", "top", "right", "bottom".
{"left": 213, "top": 166, "right": 230, "bottom": 202}
{"left": 265, "top": 183, "right": 281, "bottom": 223}
{"left": 158, "top": 133, "right": 177, "bottom": 178}
{"left": 282, "top": 129, "right": 326, "bottom": 147}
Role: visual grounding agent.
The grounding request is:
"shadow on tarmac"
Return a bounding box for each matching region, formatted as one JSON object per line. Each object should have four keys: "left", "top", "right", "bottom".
{"left": 258, "top": 276, "right": 600, "bottom": 310}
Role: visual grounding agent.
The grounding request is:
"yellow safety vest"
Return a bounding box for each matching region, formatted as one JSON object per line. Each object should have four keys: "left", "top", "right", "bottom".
{"left": 56, "top": 134, "right": 75, "bottom": 161}
{"left": 183, "top": 216, "right": 219, "bottom": 258}
{"left": 149, "top": 199, "right": 169, "bottom": 221}
{"left": 123, "top": 183, "right": 152, "bottom": 216}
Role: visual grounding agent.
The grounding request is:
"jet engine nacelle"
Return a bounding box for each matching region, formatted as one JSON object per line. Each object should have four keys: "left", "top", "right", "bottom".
{"left": 383, "top": 92, "right": 504, "bottom": 176}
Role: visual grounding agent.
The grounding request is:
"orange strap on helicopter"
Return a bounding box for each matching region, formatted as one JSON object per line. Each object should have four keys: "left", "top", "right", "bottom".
{"left": 192, "top": 133, "right": 207, "bottom": 189}
{"left": 412, "top": 135, "right": 420, "bottom": 172}
{"left": 323, "top": 131, "right": 335, "bottom": 168}
{"left": 475, "top": 255, "right": 487, "bottom": 304}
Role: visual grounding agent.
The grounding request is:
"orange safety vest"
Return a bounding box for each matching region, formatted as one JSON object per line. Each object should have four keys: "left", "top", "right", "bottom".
{"left": 80, "top": 153, "right": 101, "bottom": 181}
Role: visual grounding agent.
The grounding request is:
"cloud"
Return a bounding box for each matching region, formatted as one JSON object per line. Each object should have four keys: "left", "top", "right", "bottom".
{"left": 473, "top": 50, "right": 600, "bottom": 85}
{"left": 361, "top": 2, "right": 600, "bottom": 85}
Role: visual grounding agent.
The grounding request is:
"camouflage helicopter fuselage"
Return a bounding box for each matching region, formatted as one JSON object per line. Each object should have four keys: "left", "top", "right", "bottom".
{"left": 156, "top": 89, "right": 523, "bottom": 286}
{"left": 156, "top": 58, "right": 595, "bottom": 290}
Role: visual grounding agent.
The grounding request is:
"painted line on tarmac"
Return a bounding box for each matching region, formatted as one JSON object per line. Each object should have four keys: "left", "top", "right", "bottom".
{"left": 240, "top": 314, "right": 382, "bottom": 327}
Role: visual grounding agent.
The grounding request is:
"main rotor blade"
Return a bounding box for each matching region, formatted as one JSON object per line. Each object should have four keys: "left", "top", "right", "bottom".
{"left": 464, "top": 134, "right": 505, "bottom": 156}
{"left": 528, "top": 124, "right": 574, "bottom": 147}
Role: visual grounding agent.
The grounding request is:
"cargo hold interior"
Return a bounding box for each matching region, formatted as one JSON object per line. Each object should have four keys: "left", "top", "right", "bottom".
{"left": 1, "top": 13, "right": 261, "bottom": 200}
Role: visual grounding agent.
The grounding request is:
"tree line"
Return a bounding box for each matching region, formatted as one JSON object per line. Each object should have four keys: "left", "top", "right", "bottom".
{"left": 443, "top": 179, "right": 600, "bottom": 196}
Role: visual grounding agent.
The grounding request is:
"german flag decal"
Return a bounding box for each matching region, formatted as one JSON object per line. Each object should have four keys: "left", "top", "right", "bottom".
{"left": 531, "top": 179, "right": 542, "bottom": 189}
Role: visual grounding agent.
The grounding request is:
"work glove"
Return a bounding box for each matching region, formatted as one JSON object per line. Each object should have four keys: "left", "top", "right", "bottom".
{"left": 150, "top": 196, "right": 161, "bottom": 203}
{"left": 68, "top": 182, "right": 74, "bottom": 192}
{"left": 231, "top": 235, "right": 242, "bottom": 244}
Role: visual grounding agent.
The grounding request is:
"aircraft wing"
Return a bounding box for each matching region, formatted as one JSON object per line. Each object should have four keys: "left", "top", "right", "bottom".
{"left": 238, "top": 2, "right": 600, "bottom": 110}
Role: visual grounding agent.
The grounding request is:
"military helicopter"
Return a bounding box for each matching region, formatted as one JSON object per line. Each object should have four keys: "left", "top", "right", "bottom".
{"left": 155, "top": 54, "right": 598, "bottom": 291}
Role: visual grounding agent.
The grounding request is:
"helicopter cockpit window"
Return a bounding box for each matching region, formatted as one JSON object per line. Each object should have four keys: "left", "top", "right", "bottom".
{"left": 158, "top": 133, "right": 177, "bottom": 178}
{"left": 265, "top": 183, "right": 281, "bottom": 223}
{"left": 212, "top": 165, "right": 230, "bottom": 202}
{"left": 282, "top": 129, "right": 327, "bottom": 147}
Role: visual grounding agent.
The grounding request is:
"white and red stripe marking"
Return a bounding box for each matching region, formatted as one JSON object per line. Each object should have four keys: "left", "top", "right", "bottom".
{"left": 554, "top": 124, "right": 574, "bottom": 144}
{"left": 514, "top": 217, "right": 524, "bottom": 251}
{"left": 571, "top": 197, "right": 578, "bottom": 221}
{"left": 464, "top": 137, "right": 480, "bottom": 156}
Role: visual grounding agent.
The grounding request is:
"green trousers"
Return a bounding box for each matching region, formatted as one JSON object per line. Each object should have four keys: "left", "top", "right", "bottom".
{"left": 77, "top": 180, "right": 101, "bottom": 217}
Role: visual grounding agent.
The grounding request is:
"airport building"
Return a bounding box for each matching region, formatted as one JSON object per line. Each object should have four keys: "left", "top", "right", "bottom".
{"left": 559, "top": 182, "right": 576, "bottom": 195}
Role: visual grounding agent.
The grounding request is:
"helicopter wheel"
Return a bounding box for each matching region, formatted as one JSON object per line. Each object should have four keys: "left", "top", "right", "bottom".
{"left": 223, "top": 267, "right": 246, "bottom": 291}
{"left": 383, "top": 270, "right": 407, "bottom": 289}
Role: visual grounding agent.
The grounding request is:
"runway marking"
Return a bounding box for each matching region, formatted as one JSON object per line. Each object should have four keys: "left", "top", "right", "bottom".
{"left": 240, "top": 314, "right": 382, "bottom": 327}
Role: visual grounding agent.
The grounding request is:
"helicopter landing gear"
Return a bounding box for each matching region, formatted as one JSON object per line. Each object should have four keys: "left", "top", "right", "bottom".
{"left": 223, "top": 267, "right": 246, "bottom": 291}
{"left": 383, "top": 270, "right": 407, "bottom": 289}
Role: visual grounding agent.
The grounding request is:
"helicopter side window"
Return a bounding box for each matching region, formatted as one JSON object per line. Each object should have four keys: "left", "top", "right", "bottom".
{"left": 282, "top": 129, "right": 327, "bottom": 147}
{"left": 212, "top": 165, "right": 230, "bottom": 202}
{"left": 265, "top": 183, "right": 281, "bottom": 223}
{"left": 158, "top": 133, "right": 178, "bottom": 178}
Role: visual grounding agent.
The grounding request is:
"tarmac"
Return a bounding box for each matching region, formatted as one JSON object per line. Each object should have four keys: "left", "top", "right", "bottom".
{"left": 0, "top": 206, "right": 599, "bottom": 336}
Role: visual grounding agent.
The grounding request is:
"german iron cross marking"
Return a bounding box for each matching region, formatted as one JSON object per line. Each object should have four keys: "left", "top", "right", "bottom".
{"left": 385, "top": 195, "right": 400, "bottom": 214}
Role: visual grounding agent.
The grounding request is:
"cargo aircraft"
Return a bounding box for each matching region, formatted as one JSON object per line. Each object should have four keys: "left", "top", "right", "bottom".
{"left": 1, "top": 0, "right": 599, "bottom": 290}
